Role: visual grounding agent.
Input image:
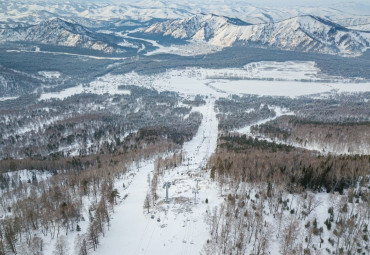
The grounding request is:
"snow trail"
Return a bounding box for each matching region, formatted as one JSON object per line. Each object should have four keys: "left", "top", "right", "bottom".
{"left": 94, "top": 99, "right": 221, "bottom": 255}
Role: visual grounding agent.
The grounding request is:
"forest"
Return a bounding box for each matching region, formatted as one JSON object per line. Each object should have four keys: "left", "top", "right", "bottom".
{"left": 0, "top": 88, "right": 204, "bottom": 254}
{"left": 204, "top": 133, "right": 369, "bottom": 254}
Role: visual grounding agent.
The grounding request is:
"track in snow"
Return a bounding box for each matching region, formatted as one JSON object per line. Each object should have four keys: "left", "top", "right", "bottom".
{"left": 94, "top": 99, "right": 221, "bottom": 255}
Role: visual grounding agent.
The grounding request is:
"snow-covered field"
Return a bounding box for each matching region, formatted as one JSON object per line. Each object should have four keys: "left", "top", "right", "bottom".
{"left": 0, "top": 96, "right": 19, "bottom": 101}
{"left": 6, "top": 49, "right": 127, "bottom": 60}
{"left": 87, "top": 62, "right": 370, "bottom": 98}
{"left": 39, "top": 82, "right": 130, "bottom": 101}
{"left": 243, "top": 61, "right": 320, "bottom": 80}
{"left": 146, "top": 42, "right": 222, "bottom": 56}
{"left": 94, "top": 100, "right": 222, "bottom": 255}
{"left": 38, "top": 71, "right": 62, "bottom": 79}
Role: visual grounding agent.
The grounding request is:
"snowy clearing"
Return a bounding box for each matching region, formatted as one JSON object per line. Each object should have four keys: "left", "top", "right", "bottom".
{"left": 146, "top": 42, "right": 222, "bottom": 56}
{"left": 236, "top": 106, "right": 294, "bottom": 134}
{"left": 89, "top": 62, "right": 370, "bottom": 98}
{"left": 6, "top": 49, "right": 127, "bottom": 60}
{"left": 38, "top": 71, "right": 62, "bottom": 79}
{"left": 0, "top": 96, "right": 18, "bottom": 101}
{"left": 39, "top": 82, "right": 130, "bottom": 101}
{"left": 235, "top": 106, "right": 369, "bottom": 155}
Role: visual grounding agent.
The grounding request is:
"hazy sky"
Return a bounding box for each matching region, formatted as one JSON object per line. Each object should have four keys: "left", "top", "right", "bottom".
{"left": 22, "top": 0, "right": 370, "bottom": 14}
{"left": 106, "top": 0, "right": 370, "bottom": 11}
{"left": 65, "top": 0, "right": 370, "bottom": 5}
{"left": 112, "top": 0, "right": 370, "bottom": 5}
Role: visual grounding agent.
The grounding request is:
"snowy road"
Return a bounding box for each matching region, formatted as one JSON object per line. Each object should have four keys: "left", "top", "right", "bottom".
{"left": 95, "top": 99, "right": 221, "bottom": 255}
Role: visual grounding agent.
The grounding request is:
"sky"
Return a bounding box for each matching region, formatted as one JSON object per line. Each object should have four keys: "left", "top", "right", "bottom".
{"left": 38, "top": 0, "right": 370, "bottom": 5}
{"left": 108, "top": 0, "right": 370, "bottom": 6}
{"left": 91, "top": 0, "right": 370, "bottom": 12}
{"left": 13, "top": 0, "right": 370, "bottom": 14}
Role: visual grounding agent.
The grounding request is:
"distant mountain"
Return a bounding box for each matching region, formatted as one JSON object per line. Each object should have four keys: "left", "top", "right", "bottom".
{"left": 0, "top": 18, "right": 116, "bottom": 52}
{"left": 1, "top": 0, "right": 369, "bottom": 28}
{"left": 145, "top": 14, "right": 370, "bottom": 56}
{"left": 0, "top": 1, "right": 192, "bottom": 25}
{"left": 334, "top": 16, "right": 370, "bottom": 32}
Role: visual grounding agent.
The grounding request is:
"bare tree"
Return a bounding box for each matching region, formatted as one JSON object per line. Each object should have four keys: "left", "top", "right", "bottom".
{"left": 53, "top": 236, "right": 69, "bottom": 255}
{"left": 144, "top": 193, "right": 151, "bottom": 213}
{"left": 280, "top": 217, "right": 301, "bottom": 255}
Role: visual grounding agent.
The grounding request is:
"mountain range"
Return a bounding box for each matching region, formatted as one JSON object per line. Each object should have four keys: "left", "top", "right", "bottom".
{"left": 145, "top": 14, "right": 370, "bottom": 56}
{"left": 0, "top": 18, "right": 121, "bottom": 53}
{"left": 0, "top": 1, "right": 370, "bottom": 56}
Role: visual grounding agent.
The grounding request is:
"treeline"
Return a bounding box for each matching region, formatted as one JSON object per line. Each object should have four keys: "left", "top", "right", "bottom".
{"left": 215, "top": 92, "right": 370, "bottom": 131}
{"left": 252, "top": 115, "right": 370, "bottom": 154}
{"left": 209, "top": 134, "right": 369, "bottom": 193}
{"left": 204, "top": 132, "right": 369, "bottom": 254}
{"left": 0, "top": 119, "right": 193, "bottom": 173}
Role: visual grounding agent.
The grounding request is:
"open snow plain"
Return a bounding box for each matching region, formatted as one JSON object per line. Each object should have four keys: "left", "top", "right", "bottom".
{"left": 88, "top": 61, "right": 370, "bottom": 98}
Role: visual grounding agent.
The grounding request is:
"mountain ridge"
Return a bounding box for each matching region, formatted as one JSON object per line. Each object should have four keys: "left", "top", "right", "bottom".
{"left": 0, "top": 18, "right": 117, "bottom": 53}
{"left": 145, "top": 14, "right": 370, "bottom": 56}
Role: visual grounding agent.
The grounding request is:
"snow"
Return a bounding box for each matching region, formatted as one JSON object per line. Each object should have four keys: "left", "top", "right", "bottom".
{"left": 146, "top": 14, "right": 370, "bottom": 56}
{"left": 235, "top": 105, "right": 370, "bottom": 155}
{"left": 146, "top": 41, "right": 222, "bottom": 56}
{"left": 0, "top": 96, "right": 18, "bottom": 101}
{"left": 243, "top": 61, "right": 320, "bottom": 81}
{"left": 3, "top": 115, "right": 66, "bottom": 139}
{"left": 1, "top": 169, "right": 53, "bottom": 185}
{"left": 236, "top": 105, "right": 294, "bottom": 134}
{"left": 94, "top": 99, "right": 222, "bottom": 255}
{"left": 1, "top": 0, "right": 369, "bottom": 26}
{"left": 6, "top": 49, "right": 127, "bottom": 60}
{"left": 209, "top": 79, "right": 370, "bottom": 97}
{"left": 2, "top": 2, "right": 369, "bottom": 253}
{"left": 39, "top": 84, "right": 86, "bottom": 101}
{"left": 38, "top": 71, "right": 62, "bottom": 79}
{"left": 0, "top": 169, "right": 54, "bottom": 197}
{"left": 94, "top": 62, "right": 370, "bottom": 98}
{"left": 86, "top": 62, "right": 370, "bottom": 156}
{"left": 39, "top": 81, "right": 130, "bottom": 101}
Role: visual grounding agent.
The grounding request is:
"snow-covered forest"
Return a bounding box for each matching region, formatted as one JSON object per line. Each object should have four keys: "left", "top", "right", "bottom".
{"left": 0, "top": 0, "right": 370, "bottom": 254}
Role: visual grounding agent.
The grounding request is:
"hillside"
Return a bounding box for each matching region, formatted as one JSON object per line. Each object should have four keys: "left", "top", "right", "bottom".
{"left": 145, "top": 14, "right": 370, "bottom": 56}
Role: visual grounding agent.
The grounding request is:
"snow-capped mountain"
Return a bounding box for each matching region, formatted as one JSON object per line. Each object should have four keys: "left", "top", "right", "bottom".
{"left": 334, "top": 16, "right": 370, "bottom": 31}
{"left": 1, "top": 0, "right": 369, "bottom": 29}
{"left": 0, "top": 18, "right": 116, "bottom": 52}
{"left": 145, "top": 14, "right": 370, "bottom": 56}
{"left": 145, "top": 14, "right": 250, "bottom": 41}
{"left": 0, "top": 0, "right": 192, "bottom": 25}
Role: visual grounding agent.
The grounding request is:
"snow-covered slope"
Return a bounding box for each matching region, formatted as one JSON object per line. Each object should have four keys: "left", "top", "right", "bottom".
{"left": 1, "top": 0, "right": 369, "bottom": 27}
{"left": 0, "top": 18, "right": 116, "bottom": 52}
{"left": 145, "top": 14, "right": 370, "bottom": 56}
{"left": 0, "top": 0, "right": 192, "bottom": 25}
{"left": 146, "top": 14, "right": 250, "bottom": 42}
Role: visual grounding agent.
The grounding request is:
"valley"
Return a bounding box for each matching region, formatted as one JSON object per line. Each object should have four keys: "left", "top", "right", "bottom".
{"left": 0, "top": 1, "right": 369, "bottom": 255}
